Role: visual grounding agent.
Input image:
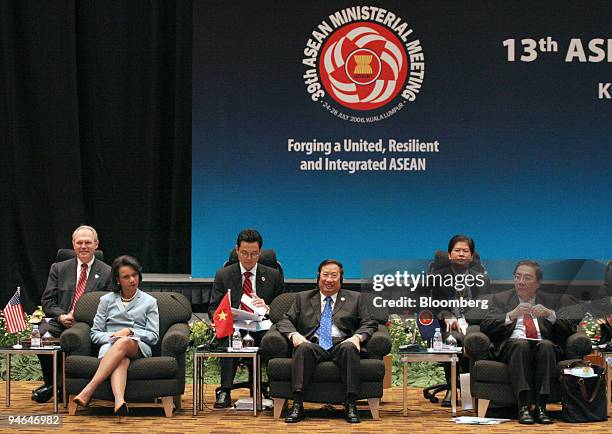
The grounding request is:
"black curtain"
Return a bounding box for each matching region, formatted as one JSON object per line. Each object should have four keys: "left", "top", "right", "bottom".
{"left": 0, "top": 0, "right": 192, "bottom": 312}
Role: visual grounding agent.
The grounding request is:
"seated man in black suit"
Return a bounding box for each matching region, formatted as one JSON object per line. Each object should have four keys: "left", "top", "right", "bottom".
{"left": 36, "top": 225, "right": 112, "bottom": 403}
{"left": 276, "top": 259, "right": 378, "bottom": 424}
{"left": 480, "top": 260, "right": 578, "bottom": 425}
{"left": 429, "top": 234, "right": 490, "bottom": 406}
{"left": 207, "top": 229, "right": 284, "bottom": 408}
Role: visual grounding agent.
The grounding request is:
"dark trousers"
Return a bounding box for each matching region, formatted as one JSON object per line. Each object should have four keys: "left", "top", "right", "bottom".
{"left": 218, "top": 330, "right": 265, "bottom": 390}
{"left": 291, "top": 339, "right": 361, "bottom": 398}
{"left": 498, "top": 338, "right": 560, "bottom": 402}
{"left": 37, "top": 320, "right": 64, "bottom": 386}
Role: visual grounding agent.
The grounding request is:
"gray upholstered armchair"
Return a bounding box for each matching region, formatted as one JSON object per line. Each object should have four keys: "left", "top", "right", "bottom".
{"left": 62, "top": 291, "right": 191, "bottom": 417}
{"left": 464, "top": 317, "right": 592, "bottom": 417}
{"left": 261, "top": 292, "right": 391, "bottom": 420}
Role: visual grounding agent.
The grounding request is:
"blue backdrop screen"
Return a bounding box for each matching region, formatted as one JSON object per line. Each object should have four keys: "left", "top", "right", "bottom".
{"left": 192, "top": 1, "right": 611, "bottom": 278}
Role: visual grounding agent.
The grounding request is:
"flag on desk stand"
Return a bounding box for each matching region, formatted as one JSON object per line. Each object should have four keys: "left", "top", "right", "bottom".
{"left": 416, "top": 309, "right": 440, "bottom": 340}
{"left": 3, "top": 287, "right": 28, "bottom": 333}
{"left": 214, "top": 290, "right": 234, "bottom": 338}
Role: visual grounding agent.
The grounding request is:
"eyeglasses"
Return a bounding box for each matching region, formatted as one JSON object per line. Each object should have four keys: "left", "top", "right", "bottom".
{"left": 451, "top": 248, "right": 471, "bottom": 254}
{"left": 513, "top": 273, "right": 536, "bottom": 283}
{"left": 238, "top": 251, "right": 260, "bottom": 258}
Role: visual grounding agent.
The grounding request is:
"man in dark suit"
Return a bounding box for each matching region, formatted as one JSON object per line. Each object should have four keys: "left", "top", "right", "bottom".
{"left": 429, "top": 234, "right": 490, "bottom": 406}
{"left": 35, "top": 225, "right": 111, "bottom": 403}
{"left": 276, "top": 259, "right": 378, "bottom": 424}
{"left": 480, "top": 260, "right": 578, "bottom": 425}
{"left": 207, "top": 229, "right": 284, "bottom": 408}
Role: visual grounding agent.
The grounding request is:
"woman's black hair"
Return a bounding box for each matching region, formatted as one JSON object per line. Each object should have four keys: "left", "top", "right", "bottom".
{"left": 111, "top": 255, "right": 143, "bottom": 293}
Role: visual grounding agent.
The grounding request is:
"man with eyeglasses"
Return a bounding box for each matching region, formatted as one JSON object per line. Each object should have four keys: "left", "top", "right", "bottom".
{"left": 480, "top": 260, "right": 578, "bottom": 425}
{"left": 35, "top": 225, "right": 112, "bottom": 403}
{"left": 277, "top": 259, "right": 378, "bottom": 424}
{"left": 207, "top": 229, "right": 284, "bottom": 408}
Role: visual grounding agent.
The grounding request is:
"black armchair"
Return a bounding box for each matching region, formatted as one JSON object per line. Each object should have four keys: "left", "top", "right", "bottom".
{"left": 464, "top": 320, "right": 591, "bottom": 417}
{"left": 62, "top": 291, "right": 191, "bottom": 417}
{"left": 261, "top": 292, "right": 391, "bottom": 420}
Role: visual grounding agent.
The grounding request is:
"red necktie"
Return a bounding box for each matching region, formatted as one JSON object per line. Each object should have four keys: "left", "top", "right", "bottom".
{"left": 71, "top": 263, "right": 88, "bottom": 310}
{"left": 240, "top": 271, "right": 254, "bottom": 312}
{"left": 523, "top": 313, "right": 538, "bottom": 339}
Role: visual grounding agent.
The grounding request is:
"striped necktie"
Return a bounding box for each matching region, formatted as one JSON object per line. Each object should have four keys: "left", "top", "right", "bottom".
{"left": 240, "top": 271, "right": 254, "bottom": 312}
{"left": 71, "top": 263, "right": 88, "bottom": 310}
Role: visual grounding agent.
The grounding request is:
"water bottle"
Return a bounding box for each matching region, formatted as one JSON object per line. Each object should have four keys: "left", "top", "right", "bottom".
{"left": 432, "top": 327, "right": 443, "bottom": 351}
{"left": 232, "top": 328, "right": 243, "bottom": 350}
{"left": 31, "top": 325, "right": 42, "bottom": 348}
{"left": 445, "top": 333, "right": 457, "bottom": 350}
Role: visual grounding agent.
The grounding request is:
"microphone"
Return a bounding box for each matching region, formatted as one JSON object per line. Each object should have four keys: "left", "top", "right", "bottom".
{"left": 169, "top": 293, "right": 218, "bottom": 350}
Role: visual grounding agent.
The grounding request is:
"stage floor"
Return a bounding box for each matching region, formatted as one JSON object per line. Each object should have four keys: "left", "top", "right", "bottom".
{"left": 0, "top": 381, "right": 608, "bottom": 433}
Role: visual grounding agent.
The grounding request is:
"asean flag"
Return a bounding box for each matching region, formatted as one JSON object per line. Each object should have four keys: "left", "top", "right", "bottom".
{"left": 213, "top": 293, "right": 234, "bottom": 339}
{"left": 416, "top": 309, "right": 440, "bottom": 340}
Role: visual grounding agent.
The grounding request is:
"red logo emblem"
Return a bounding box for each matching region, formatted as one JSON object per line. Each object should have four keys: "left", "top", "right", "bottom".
{"left": 319, "top": 22, "right": 408, "bottom": 111}
{"left": 418, "top": 310, "right": 434, "bottom": 326}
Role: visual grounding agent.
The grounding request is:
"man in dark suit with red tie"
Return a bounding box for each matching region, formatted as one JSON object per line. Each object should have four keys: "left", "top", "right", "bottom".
{"left": 207, "top": 229, "right": 284, "bottom": 408}
{"left": 276, "top": 259, "right": 378, "bottom": 424}
{"left": 35, "top": 225, "right": 111, "bottom": 403}
{"left": 480, "top": 260, "right": 578, "bottom": 425}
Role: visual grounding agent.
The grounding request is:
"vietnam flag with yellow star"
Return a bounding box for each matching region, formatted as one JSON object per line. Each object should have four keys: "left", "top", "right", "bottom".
{"left": 213, "top": 292, "right": 234, "bottom": 338}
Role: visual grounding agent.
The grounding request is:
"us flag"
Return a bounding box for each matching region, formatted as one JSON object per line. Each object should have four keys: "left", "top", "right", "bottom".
{"left": 2, "top": 288, "right": 28, "bottom": 333}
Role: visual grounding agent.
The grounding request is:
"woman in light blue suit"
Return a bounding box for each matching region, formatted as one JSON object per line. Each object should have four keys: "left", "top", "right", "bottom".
{"left": 73, "top": 255, "right": 159, "bottom": 416}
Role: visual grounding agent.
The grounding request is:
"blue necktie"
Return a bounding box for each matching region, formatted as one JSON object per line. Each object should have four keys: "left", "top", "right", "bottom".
{"left": 318, "top": 296, "right": 333, "bottom": 350}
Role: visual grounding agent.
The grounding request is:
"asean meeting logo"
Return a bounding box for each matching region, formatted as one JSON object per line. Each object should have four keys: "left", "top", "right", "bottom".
{"left": 303, "top": 6, "right": 425, "bottom": 123}
{"left": 418, "top": 310, "right": 434, "bottom": 327}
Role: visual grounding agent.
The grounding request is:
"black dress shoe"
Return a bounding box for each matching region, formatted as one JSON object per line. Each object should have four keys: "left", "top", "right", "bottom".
{"left": 32, "top": 385, "right": 48, "bottom": 402}
{"left": 441, "top": 389, "right": 451, "bottom": 407}
{"left": 534, "top": 405, "right": 553, "bottom": 424}
{"left": 344, "top": 402, "right": 360, "bottom": 424}
{"left": 518, "top": 405, "right": 535, "bottom": 425}
{"left": 261, "top": 384, "right": 270, "bottom": 399}
{"left": 285, "top": 402, "right": 305, "bottom": 423}
{"left": 32, "top": 385, "right": 60, "bottom": 403}
{"left": 33, "top": 384, "right": 47, "bottom": 393}
{"left": 214, "top": 389, "right": 231, "bottom": 408}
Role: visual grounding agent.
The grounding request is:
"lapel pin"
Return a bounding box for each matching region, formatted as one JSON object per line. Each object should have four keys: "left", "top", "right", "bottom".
{"left": 94, "top": 274, "right": 99, "bottom": 279}
{"left": 261, "top": 276, "right": 266, "bottom": 282}
{"left": 340, "top": 297, "right": 345, "bottom": 302}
